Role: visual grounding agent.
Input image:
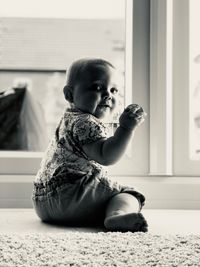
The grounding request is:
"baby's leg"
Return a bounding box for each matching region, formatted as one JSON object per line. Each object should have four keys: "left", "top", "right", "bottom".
{"left": 104, "top": 193, "right": 148, "bottom": 232}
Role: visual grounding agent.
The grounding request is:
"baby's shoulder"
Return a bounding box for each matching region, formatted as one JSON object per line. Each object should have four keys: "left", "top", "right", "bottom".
{"left": 76, "top": 114, "right": 106, "bottom": 131}
{"left": 64, "top": 109, "right": 102, "bottom": 125}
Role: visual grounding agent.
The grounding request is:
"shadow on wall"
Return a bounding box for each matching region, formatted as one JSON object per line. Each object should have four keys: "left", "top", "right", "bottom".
{"left": 0, "top": 85, "right": 47, "bottom": 151}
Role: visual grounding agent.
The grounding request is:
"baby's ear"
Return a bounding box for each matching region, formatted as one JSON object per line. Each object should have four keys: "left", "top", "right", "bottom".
{"left": 63, "top": 85, "right": 73, "bottom": 103}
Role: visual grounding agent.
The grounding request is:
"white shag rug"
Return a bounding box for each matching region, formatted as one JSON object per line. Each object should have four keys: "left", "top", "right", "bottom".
{"left": 0, "top": 232, "right": 200, "bottom": 267}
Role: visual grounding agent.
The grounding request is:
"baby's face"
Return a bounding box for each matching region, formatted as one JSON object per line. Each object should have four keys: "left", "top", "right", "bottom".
{"left": 72, "top": 64, "right": 121, "bottom": 119}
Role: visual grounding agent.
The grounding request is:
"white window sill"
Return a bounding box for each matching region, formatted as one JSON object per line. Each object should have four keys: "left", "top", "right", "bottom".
{"left": 0, "top": 175, "right": 200, "bottom": 209}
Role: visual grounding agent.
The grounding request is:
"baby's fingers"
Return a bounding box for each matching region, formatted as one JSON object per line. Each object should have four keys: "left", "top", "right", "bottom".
{"left": 125, "top": 104, "right": 147, "bottom": 117}
{"left": 127, "top": 110, "right": 146, "bottom": 120}
{"left": 125, "top": 104, "right": 141, "bottom": 113}
{"left": 136, "top": 117, "right": 145, "bottom": 126}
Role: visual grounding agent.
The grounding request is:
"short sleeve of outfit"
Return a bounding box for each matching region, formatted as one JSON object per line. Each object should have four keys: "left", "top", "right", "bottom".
{"left": 72, "top": 114, "right": 108, "bottom": 146}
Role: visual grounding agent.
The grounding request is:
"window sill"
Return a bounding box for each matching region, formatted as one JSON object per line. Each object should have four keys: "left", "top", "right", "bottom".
{"left": 0, "top": 175, "right": 200, "bottom": 209}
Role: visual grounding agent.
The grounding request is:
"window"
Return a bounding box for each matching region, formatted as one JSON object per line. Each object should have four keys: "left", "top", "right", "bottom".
{"left": 0, "top": 17, "right": 125, "bottom": 147}
{"left": 3, "top": 0, "right": 198, "bottom": 178}
{"left": 1, "top": 0, "right": 148, "bottom": 176}
{"left": 150, "top": 0, "right": 200, "bottom": 176}
{"left": 173, "top": 0, "right": 200, "bottom": 175}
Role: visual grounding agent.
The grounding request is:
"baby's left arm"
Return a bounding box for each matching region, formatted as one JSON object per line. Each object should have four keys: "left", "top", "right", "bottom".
{"left": 82, "top": 104, "right": 146, "bottom": 166}
{"left": 82, "top": 127, "right": 132, "bottom": 166}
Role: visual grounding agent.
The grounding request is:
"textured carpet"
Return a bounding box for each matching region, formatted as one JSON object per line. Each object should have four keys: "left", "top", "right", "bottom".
{"left": 0, "top": 232, "right": 200, "bottom": 267}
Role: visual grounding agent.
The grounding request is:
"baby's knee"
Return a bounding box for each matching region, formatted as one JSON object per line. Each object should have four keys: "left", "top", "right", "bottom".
{"left": 112, "top": 193, "right": 139, "bottom": 208}
{"left": 105, "top": 193, "right": 140, "bottom": 217}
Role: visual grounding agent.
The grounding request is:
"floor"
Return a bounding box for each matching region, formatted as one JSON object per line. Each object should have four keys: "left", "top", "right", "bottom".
{"left": 0, "top": 209, "right": 200, "bottom": 235}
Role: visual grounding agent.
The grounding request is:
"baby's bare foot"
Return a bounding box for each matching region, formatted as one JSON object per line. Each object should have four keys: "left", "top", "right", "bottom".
{"left": 104, "top": 212, "right": 148, "bottom": 232}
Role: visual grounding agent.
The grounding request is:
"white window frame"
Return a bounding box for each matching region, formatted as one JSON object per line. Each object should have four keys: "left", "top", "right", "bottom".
{"left": 173, "top": 0, "right": 200, "bottom": 175}
{"left": 0, "top": 0, "right": 135, "bottom": 175}
{"left": 0, "top": 0, "right": 200, "bottom": 176}
{"left": 150, "top": 0, "right": 200, "bottom": 177}
{"left": 1, "top": 0, "right": 199, "bottom": 177}
{"left": 149, "top": 0, "right": 173, "bottom": 176}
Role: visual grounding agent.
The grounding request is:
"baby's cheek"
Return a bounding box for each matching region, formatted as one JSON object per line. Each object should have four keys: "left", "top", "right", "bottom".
{"left": 110, "top": 105, "right": 117, "bottom": 114}
{"left": 111, "top": 98, "right": 118, "bottom": 110}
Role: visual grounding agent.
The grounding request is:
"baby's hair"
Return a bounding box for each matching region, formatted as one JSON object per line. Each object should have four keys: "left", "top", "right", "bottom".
{"left": 63, "top": 58, "right": 115, "bottom": 102}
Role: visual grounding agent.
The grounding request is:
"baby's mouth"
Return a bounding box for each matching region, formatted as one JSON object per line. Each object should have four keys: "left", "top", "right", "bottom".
{"left": 98, "top": 106, "right": 111, "bottom": 113}
{"left": 98, "top": 102, "right": 111, "bottom": 109}
{"left": 99, "top": 105, "right": 110, "bottom": 108}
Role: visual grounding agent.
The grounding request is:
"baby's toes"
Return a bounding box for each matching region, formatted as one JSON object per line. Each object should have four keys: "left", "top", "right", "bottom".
{"left": 140, "top": 225, "right": 148, "bottom": 232}
{"left": 139, "top": 220, "right": 148, "bottom": 232}
{"left": 137, "top": 213, "right": 148, "bottom": 232}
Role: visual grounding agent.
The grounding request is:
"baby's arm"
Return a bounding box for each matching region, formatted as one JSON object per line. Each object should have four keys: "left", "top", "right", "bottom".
{"left": 82, "top": 104, "right": 146, "bottom": 165}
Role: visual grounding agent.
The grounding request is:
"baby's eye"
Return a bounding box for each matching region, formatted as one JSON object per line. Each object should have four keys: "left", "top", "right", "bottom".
{"left": 92, "top": 84, "right": 103, "bottom": 91}
{"left": 110, "top": 87, "right": 118, "bottom": 94}
{"left": 96, "top": 85, "right": 102, "bottom": 91}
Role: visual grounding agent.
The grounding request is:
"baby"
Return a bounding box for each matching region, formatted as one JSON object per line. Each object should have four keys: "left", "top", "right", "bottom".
{"left": 32, "top": 58, "right": 148, "bottom": 232}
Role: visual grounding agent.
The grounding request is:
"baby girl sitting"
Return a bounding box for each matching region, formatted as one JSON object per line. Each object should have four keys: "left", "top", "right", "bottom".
{"left": 32, "top": 58, "right": 148, "bottom": 232}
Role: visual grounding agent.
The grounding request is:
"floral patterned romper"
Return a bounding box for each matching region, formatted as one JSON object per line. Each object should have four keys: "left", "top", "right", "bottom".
{"left": 32, "top": 108, "right": 145, "bottom": 226}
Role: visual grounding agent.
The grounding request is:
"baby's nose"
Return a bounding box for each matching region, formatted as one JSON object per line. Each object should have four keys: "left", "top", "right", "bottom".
{"left": 102, "top": 89, "right": 112, "bottom": 99}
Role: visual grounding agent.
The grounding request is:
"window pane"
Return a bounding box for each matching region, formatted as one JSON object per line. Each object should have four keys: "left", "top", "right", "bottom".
{"left": 190, "top": 0, "right": 200, "bottom": 160}
{"left": 0, "top": 0, "right": 125, "bottom": 151}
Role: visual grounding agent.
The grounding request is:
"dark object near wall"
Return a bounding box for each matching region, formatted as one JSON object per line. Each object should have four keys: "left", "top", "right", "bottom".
{"left": 0, "top": 86, "right": 48, "bottom": 151}
{"left": 0, "top": 87, "right": 27, "bottom": 150}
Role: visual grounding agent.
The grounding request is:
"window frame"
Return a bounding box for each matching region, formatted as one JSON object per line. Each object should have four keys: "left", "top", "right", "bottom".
{"left": 149, "top": 0, "right": 173, "bottom": 176}
{"left": 2, "top": 0, "right": 198, "bottom": 177}
{"left": 0, "top": 0, "right": 135, "bottom": 175}
{"left": 173, "top": 0, "right": 200, "bottom": 175}
{"left": 150, "top": 0, "right": 200, "bottom": 177}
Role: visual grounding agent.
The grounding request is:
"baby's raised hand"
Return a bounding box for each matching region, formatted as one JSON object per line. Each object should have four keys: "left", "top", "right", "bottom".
{"left": 119, "top": 104, "right": 147, "bottom": 131}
